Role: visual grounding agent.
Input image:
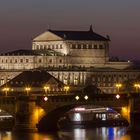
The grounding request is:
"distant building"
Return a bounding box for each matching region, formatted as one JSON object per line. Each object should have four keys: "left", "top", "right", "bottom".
{"left": 0, "top": 26, "right": 139, "bottom": 93}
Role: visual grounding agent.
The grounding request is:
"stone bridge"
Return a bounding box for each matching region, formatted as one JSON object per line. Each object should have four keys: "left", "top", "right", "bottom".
{"left": 36, "top": 93, "right": 129, "bottom": 132}
{"left": 0, "top": 93, "right": 140, "bottom": 132}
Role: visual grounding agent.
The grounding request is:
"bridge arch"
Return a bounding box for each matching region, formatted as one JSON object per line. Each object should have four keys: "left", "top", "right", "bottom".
{"left": 12, "top": 94, "right": 130, "bottom": 132}
{"left": 37, "top": 102, "right": 129, "bottom": 132}
{"left": 37, "top": 104, "right": 77, "bottom": 132}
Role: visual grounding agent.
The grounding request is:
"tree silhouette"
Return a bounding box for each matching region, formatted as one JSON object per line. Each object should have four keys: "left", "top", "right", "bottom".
{"left": 122, "top": 75, "right": 140, "bottom": 93}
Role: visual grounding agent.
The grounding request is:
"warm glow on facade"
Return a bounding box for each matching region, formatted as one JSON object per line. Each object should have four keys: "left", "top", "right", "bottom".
{"left": 115, "top": 83, "right": 122, "bottom": 93}
{"left": 134, "top": 83, "right": 140, "bottom": 87}
{"left": 33, "top": 107, "right": 45, "bottom": 127}
{"left": 115, "top": 84, "right": 122, "bottom": 88}
{"left": 43, "top": 85, "right": 50, "bottom": 94}
{"left": 25, "top": 87, "right": 31, "bottom": 96}
{"left": 2, "top": 87, "right": 10, "bottom": 96}
{"left": 64, "top": 86, "right": 70, "bottom": 94}
{"left": 25, "top": 87, "right": 31, "bottom": 91}
{"left": 2, "top": 87, "right": 10, "bottom": 92}
{"left": 121, "top": 107, "right": 129, "bottom": 121}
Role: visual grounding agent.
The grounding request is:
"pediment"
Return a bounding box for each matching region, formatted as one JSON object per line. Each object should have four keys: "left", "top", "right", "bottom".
{"left": 33, "top": 31, "right": 63, "bottom": 41}
{"left": 46, "top": 77, "right": 59, "bottom": 85}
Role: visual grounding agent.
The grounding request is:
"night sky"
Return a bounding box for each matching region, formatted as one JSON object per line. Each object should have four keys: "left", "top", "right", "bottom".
{"left": 0, "top": 0, "right": 140, "bottom": 60}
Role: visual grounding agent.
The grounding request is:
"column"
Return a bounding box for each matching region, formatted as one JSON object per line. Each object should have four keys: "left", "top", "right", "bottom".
{"left": 14, "top": 96, "right": 38, "bottom": 132}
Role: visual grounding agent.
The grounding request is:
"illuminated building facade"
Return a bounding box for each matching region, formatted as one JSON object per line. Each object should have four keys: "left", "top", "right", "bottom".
{"left": 0, "top": 26, "right": 139, "bottom": 93}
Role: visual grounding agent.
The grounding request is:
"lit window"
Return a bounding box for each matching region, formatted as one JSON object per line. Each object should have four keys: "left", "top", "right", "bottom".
{"left": 96, "top": 114, "right": 99, "bottom": 118}
{"left": 102, "top": 114, "right": 106, "bottom": 121}
{"left": 64, "top": 79, "right": 68, "bottom": 85}
{"left": 74, "top": 79, "right": 78, "bottom": 85}
{"left": 0, "top": 79, "right": 4, "bottom": 85}
{"left": 73, "top": 113, "right": 82, "bottom": 121}
{"left": 38, "top": 45, "right": 40, "bottom": 49}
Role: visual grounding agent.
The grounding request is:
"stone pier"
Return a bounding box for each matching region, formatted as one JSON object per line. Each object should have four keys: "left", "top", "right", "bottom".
{"left": 13, "top": 96, "right": 37, "bottom": 132}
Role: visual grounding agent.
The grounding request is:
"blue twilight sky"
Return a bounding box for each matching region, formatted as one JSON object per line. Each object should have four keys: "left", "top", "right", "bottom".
{"left": 0, "top": 0, "right": 140, "bottom": 60}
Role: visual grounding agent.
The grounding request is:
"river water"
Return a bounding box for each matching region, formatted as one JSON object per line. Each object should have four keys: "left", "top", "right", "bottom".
{"left": 0, "top": 127, "right": 139, "bottom": 140}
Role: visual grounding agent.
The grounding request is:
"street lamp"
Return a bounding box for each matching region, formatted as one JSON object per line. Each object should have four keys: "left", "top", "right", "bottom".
{"left": 2, "top": 87, "right": 10, "bottom": 96}
{"left": 116, "top": 94, "right": 120, "bottom": 99}
{"left": 64, "top": 86, "right": 70, "bottom": 94}
{"left": 25, "top": 87, "right": 31, "bottom": 96}
{"left": 134, "top": 83, "right": 140, "bottom": 93}
{"left": 115, "top": 83, "right": 122, "bottom": 93}
{"left": 43, "top": 96, "right": 48, "bottom": 102}
{"left": 75, "top": 95, "right": 80, "bottom": 100}
{"left": 84, "top": 95, "right": 88, "bottom": 100}
{"left": 43, "top": 86, "right": 50, "bottom": 95}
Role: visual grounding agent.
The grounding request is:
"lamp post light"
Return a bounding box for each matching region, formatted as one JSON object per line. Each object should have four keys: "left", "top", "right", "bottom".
{"left": 43, "top": 96, "right": 48, "bottom": 102}
{"left": 64, "top": 86, "right": 70, "bottom": 94}
{"left": 116, "top": 94, "right": 120, "bottom": 99}
{"left": 134, "top": 83, "right": 140, "bottom": 93}
{"left": 2, "top": 87, "right": 10, "bottom": 96}
{"left": 43, "top": 86, "right": 50, "bottom": 95}
{"left": 115, "top": 83, "right": 122, "bottom": 93}
{"left": 25, "top": 87, "right": 31, "bottom": 96}
{"left": 84, "top": 95, "right": 88, "bottom": 100}
{"left": 75, "top": 95, "right": 80, "bottom": 100}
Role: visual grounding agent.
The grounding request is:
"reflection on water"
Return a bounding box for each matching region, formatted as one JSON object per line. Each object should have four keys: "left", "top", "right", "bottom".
{"left": 58, "top": 127, "right": 128, "bottom": 140}
{"left": 0, "top": 127, "right": 140, "bottom": 140}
